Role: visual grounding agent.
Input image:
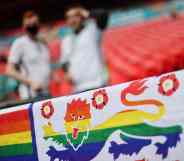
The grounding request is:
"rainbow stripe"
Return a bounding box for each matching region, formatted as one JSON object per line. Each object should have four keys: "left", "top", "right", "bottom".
{"left": 0, "top": 108, "right": 35, "bottom": 161}
{"left": 45, "top": 122, "right": 182, "bottom": 147}
{"left": 44, "top": 111, "right": 182, "bottom": 161}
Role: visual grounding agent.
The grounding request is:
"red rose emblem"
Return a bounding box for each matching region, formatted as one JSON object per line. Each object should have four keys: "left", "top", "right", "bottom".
{"left": 159, "top": 74, "right": 179, "bottom": 96}
{"left": 41, "top": 101, "right": 54, "bottom": 119}
{"left": 92, "top": 89, "right": 109, "bottom": 109}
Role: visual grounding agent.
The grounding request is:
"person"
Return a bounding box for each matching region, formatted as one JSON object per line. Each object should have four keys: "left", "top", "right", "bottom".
{"left": 6, "top": 11, "right": 51, "bottom": 99}
{"left": 60, "top": 6, "right": 109, "bottom": 93}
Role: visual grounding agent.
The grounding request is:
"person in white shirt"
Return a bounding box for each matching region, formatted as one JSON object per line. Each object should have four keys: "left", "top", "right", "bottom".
{"left": 6, "top": 11, "right": 51, "bottom": 99}
{"left": 60, "top": 6, "right": 109, "bottom": 93}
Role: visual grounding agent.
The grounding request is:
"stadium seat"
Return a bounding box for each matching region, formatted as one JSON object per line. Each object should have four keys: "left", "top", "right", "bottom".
{"left": 103, "top": 15, "right": 184, "bottom": 85}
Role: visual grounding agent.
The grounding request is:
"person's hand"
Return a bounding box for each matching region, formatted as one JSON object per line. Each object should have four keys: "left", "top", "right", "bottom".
{"left": 29, "top": 81, "right": 43, "bottom": 92}
{"left": 80, "top": 8, "right": 90, "bottom": 19}
{"left": 64, "top": 73, "right": 75, "bottom": 85}
{"left": 67, "top": 7, "right": 90, "bottom": 19}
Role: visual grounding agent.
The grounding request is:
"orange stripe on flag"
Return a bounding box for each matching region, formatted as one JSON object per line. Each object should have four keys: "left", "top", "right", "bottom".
{"left": 0, "top": 120, "right": 31, "bottom": 135}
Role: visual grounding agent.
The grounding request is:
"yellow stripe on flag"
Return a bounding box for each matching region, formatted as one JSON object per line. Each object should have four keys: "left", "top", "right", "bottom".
{"left": 0, "top": 131, "right": 32, "bottom": 147}
{"left": 94, "top": 110, "right": 163, "bottom": 130}
{"left": 43, "top": 110, "right": 162, "bottom": 137}
{"left": 43, "top": 119, "right": 91, "bottom": 137}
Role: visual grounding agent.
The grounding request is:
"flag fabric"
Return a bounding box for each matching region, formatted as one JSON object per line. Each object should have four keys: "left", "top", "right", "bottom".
{"left": 32, "top": 70, "right": 184, "bottom": 161}
{"left": 0, "top": 104, "right": 38, "bottom": 161}
{"left": 1, "top": 70, "right": 184, "bottom": 161}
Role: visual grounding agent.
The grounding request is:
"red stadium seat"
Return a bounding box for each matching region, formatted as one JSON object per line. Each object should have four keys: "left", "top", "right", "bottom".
{"left": 103, "top": 15, "right": 184, "bottom": 85}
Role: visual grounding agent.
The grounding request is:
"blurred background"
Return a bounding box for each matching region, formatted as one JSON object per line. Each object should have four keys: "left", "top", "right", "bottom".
{"left": 0, "top": 0, "right": 184, "bottom": 107}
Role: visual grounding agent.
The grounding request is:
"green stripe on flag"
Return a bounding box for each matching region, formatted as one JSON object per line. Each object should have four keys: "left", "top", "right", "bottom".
{"left": 45, "top": 123, "right": 182, "bottom": 146}
{"left": 0, "top": 143, "right": 33, "bottom": 157}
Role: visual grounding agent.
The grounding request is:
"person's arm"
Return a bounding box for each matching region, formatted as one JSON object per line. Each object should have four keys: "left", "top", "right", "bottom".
{"left": 6, "top": 63, "right": 30, "bottom": 85}
{"left": 90, "top": 9, "right": 109, "bottom": 30}
{"left": 76, "top": 8, "right": 109, "bottom": 30}
{"left": 59, "top": 36, "right": 74, "bottom": 84}
{"left": 6, "top": 39, "right": 42, "bottom": 91}
{"left": 60, "top": 35, "right": 75, "bottom": 71}
{"left": 6, "top": 63, "right": 43, "bottom": 91}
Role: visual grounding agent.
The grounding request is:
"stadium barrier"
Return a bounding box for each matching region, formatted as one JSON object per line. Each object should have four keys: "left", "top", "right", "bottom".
{"left": 0, "top": 70, "right": 184, "bottom": 161}
{"left": 109, "top": 0, "right": 184, "bottom": 27}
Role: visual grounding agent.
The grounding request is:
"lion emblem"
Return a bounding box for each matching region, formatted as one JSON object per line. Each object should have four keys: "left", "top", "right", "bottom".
{"left": 64, "top": 99, "right": 91, "bottom": 151}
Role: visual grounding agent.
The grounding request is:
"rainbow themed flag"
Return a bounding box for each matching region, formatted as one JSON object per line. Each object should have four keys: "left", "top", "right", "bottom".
{"left": 1, "top": 70, "right": 184, "bottom": 161}
{"left": 32, "top": 70, "right": 184, "bottom": 161}
{"left": 0, "top": 105, "right": 37, "bottom": 161}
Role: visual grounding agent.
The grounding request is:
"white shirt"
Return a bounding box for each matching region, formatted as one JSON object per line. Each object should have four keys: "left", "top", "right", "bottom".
{"left": 61, "top": 20, "right": 108, "bottom": 92}
{"left": 8, "top": 35, "right": 51, "bottom": 99}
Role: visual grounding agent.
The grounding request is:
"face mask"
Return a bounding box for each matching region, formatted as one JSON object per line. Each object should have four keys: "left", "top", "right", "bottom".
{"left": 26, "top": 24, "right": 39, "bottom": 35}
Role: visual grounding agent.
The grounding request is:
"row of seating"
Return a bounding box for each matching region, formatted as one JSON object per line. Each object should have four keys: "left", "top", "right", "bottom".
{"left": 103, "top": 14, "right": 184, "bottom": 84}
